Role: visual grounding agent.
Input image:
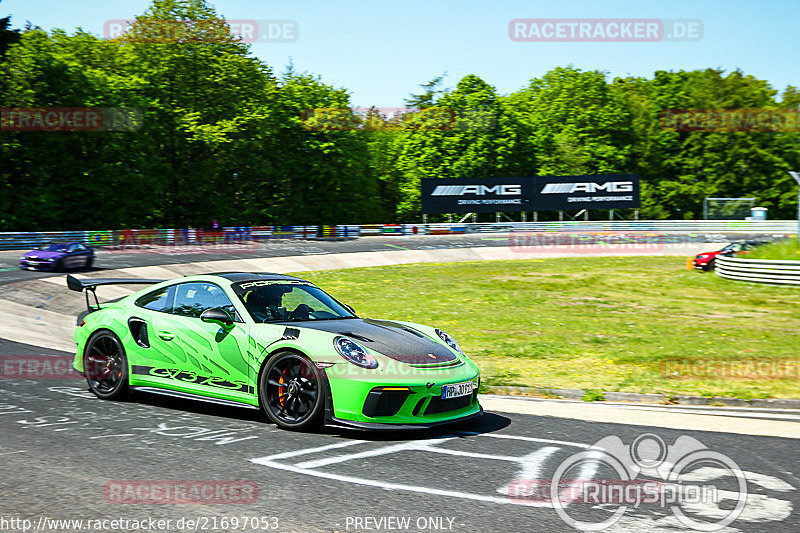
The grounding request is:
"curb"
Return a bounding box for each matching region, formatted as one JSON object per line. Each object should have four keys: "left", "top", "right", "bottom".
{"left": 484, "top": 386, "right": 800, "bottom": 410}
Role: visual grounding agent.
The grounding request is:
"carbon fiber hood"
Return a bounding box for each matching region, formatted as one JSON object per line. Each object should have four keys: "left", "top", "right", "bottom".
{"left": 287, "top": 318, "right": 458, "bottom": 364}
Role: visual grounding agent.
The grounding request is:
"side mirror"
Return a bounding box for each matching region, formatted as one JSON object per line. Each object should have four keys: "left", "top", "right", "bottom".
{"left": 201, "top": 307, "right": 233, "bottom": 326}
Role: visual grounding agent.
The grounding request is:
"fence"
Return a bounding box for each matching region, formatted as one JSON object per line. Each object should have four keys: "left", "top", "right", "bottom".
{"left": 715, "top": 255, "right": 800, "bottom": 285}
{"left": 0, "top": 220, "right": 796, "bottom": 250}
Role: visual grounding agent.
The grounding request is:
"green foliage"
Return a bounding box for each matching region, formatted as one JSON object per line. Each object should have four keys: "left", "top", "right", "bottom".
{"left": 1, "top": 0, "right": 798, "bottom": 229}
{"left": 582, "top": 389, "right": 606, "bottom": 402}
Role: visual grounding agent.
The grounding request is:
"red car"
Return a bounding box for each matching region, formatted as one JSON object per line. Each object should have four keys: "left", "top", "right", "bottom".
{"left": 691, "top": 241, "right": 765, "bottom": 271}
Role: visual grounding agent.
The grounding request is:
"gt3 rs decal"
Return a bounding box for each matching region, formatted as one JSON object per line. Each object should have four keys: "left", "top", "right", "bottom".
{"left": 131, "top": 366, "right": 253, "bottom": 394}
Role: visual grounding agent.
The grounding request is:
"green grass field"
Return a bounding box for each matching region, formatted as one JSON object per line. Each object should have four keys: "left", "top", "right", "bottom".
{"left": 748, "top": 238, "right": 800, "bottom": 261}
{"left": 295, "top": 256, "right": 800, "bottom": 400}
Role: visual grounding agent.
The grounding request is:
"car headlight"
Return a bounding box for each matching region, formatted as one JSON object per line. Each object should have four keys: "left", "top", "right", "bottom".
{"left": 435, "top": 329, "right": 464, "bottom": 355}
{"left": 334, "top": 336, "right": 378, "bottom": 369}
{"left": 696, "top": 254, "right": 710, "bottom": 259}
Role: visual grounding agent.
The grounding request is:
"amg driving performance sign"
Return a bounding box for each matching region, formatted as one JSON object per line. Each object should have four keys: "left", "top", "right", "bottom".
{"left": 534, "top": 174, "right": 640, "bottom": 210}
{"left": 421, "top": 175, "right": 640, "bottom": 213}
{"left": 421, "top": 178, "right": 533, "bottom": 214}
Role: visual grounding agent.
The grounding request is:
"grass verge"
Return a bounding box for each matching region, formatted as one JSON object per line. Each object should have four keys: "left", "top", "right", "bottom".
{"left": 294, "top": 256, "right": 800, "bottom": 399}
{"left": 748, "top": 238, "right": 800, "bottom": 261}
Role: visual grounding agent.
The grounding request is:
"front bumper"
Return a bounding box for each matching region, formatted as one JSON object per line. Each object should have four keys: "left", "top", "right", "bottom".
{"left": 19, "top": 259, "right": 56, "bottom": 271}
{"left": 692, "top": 258, "right": 712, "bottom": 270}
{"left": 327, "top": 407, "right": 483, "bottom": 430}
{"left": 324, "top": 363, "right": 482, "bottom": 427}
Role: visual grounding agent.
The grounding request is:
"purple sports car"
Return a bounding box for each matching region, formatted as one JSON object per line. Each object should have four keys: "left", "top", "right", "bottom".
{"left": 20, "top": 242, "right": 94, "bottom": 272}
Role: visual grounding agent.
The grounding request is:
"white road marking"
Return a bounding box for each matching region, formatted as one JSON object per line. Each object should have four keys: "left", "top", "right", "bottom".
{"left": 681, "top": 490, "right": 793, "bottom": 524}
{"left": 496, "top": 446, "right": 560, "bottom": 496}
{"left": 294, "top": 438, "right": 456, "bottom": 469}
{"left": 473, "top": 432, "right": 591, "bottom": 448}
{"left": 260, "top": 440, "right": 366, "bottom": 462}
{"left": 557, "top": 450, "right": 603, "bottom": 504}
{"left": 679, "top": 466, "right": 795, "bottom": 492}
{"left": 251, "top": 433, "right": 590, "bottom": 509}
{"left": 251, "top": 455, "right": 556, "bottom": 507}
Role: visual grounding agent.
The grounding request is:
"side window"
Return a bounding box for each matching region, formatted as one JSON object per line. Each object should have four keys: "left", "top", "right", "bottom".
{"left": 67, "top": 244, "right": 78, "bottom": 253}
{"left": 172, "top": 282, "right": 237, "bottom": 319}
{"left": 135, "top": 286, "right": 175, "bottom": 313}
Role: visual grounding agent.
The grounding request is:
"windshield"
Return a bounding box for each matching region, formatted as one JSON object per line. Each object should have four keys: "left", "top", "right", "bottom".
{"left": 232, "top": 282, "right": 355, "bottom": 323}
{"left": 38, "top": 243, "right": 68, "bottom": 252}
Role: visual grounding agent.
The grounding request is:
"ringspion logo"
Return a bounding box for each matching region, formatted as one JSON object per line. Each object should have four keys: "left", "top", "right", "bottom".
{"left": 545, "top": 433, "right": 747, "bottom": 531}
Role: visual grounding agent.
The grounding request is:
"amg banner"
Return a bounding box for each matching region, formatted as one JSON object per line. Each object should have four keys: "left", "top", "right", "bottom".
{"left": 420, "top": 175, "right": 640, "bottom": 214}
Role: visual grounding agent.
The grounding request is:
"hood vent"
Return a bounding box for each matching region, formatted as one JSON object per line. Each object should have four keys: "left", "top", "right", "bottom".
{"left": 343, "top": 332, "right": 374, "bottom": 343}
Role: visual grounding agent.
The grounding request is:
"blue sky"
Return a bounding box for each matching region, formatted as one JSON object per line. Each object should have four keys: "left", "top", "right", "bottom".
{"left": 3, "top": 0, "right": 797, "bottom": 106}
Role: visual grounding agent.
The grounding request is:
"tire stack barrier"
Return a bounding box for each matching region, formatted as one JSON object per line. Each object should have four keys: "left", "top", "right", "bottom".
{"left": 715, "top": 255, "right": 800, "bottom": 285}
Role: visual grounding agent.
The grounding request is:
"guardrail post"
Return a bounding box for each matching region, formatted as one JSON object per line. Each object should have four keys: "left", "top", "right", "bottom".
{"left": 790, "top": 171, "right": 800, "bottom": 241}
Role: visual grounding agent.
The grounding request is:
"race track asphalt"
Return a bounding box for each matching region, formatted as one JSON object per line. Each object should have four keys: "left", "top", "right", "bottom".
{"left": 0, "top": 340, "right": 798, "bottom": 532}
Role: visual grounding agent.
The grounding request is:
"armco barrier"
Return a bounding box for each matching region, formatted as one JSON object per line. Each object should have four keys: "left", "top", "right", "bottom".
{"left": 715, "top": 255, "right": 800, "bottom": 285}
{"left": 424, "top": 220, "right": 797, "bottom": 234}
{"left": 1, "top": 220, "right": 795, "bottom": 250}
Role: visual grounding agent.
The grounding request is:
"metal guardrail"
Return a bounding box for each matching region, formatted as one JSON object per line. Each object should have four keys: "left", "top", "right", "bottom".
{"left": 433, "top": 220, "right": 798, "bottom": 234}
{"left": 0, "top": 220, "right": 796, "bottom": 250}
{"left": 716, "top": 255, "right": 800, "bottom": 285}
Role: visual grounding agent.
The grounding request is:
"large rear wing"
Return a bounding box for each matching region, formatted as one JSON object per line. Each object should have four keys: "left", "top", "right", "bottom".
{"left": 66, "top": 274, "right": 164, "bottom": 311}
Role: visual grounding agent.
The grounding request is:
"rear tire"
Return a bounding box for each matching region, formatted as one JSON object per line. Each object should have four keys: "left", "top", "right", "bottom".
{"left": 84, "top": 330, "right": 130, "bottom": 401}
{"left": 85, "top": 256, "right": 94, "bottom": 269}
{"left": 259, "top": 351, "right": 324, "bottom": 431}
{"left": 53, "top": 259, "right": 63, "bottom": 272}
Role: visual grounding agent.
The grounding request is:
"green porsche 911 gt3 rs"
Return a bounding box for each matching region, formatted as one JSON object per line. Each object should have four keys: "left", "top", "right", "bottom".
{"left": 68, "top": 272, "right": 482, "bottom": 430}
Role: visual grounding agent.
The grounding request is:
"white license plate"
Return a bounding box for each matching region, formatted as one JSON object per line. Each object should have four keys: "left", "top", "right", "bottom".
{"left": 442, "top": 381, "right": 474, "bottom": 399}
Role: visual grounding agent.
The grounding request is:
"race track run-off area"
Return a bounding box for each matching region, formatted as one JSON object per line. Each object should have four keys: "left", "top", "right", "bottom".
{"left": 0, "top": 236, "right": 799, "bottom": 532}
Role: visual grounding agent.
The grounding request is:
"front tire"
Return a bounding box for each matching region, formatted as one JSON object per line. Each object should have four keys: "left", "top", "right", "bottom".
{"left": 259, "top": 351, "right": 324, "bottom": 431}
{"left": 84, "top": 330, "right": 130, "bottom": 400}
